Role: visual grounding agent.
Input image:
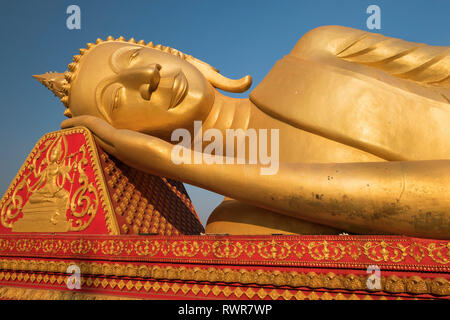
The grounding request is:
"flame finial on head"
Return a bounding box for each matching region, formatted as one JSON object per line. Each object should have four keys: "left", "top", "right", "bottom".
{"left": 32, "top": 72, "right": 68, "bottom": 99}
{"left": 33, "top": 72, "right": 71, "bottom": 116}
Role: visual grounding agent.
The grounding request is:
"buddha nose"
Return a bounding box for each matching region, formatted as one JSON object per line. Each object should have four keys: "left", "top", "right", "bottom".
{"left": 120, "top": 64, "right": 162, "bottom": 99}
{"left": 145, "top": 64, "right": 162, "bottom": 92}
{"left": 141, "top": 64, "right": 161, "bottom": 100}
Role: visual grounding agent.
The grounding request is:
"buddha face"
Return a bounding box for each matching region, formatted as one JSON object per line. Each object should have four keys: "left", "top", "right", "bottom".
{"left": 68, "top": 42, "right": 215, "bottom": 138}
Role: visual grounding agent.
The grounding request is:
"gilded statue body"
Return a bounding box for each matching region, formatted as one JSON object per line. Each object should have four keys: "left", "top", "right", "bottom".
{"left": 35, "top": 26, "right": 450, "bottom": 239}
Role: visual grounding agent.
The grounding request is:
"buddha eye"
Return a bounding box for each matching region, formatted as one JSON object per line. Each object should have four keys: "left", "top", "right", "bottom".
{"left": 129, "top": 48, "right": 142, "bottom": 64}
{"left": 112, "top": 86, "right": 122, "bottom": 110}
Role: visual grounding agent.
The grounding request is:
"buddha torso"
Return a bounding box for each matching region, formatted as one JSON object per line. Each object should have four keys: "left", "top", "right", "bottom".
{"left": 205, "top": 26, "right": 450, "bottom": 235}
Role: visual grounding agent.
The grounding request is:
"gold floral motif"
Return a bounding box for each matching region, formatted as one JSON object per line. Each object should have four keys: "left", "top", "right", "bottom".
{"left": 70, "top": 239, "right": 93, "bottom": 255}
{"left": 292, "top": 242, "right": 307, "bottom": 259}
{"left": 363, "top": 241, "right": 408, "bottom": 263}
{"left": 408, "top": 243, "right": 426, "bottom": 263}
{"left": 100, "top": 240, "right": 125, "bottom": 256}
{"left": 15, "top": 239, "right": 39, "bottom": 253}
{"left": 212, "top": 240, "right": 243, "bottom": 259}
{"left": 134, "top": 240, "right": 160, "bottom": 256}
{"left": 160, "top": 241, "right": 171, "bottom": 256}
{"left": 68, "top": 145, "right": 99, "bottom": 232}
{"left": 307, "top": 241, "right": 347, "bottom": 261}
{"left": 243, "top": 242, "right": 256, "bottom": 258}
{"left": 42, "top": 239, "right": 63, "bottom": 254}
{"left": 199, "top": 241, "right": 211, "bottom": 256}
{"left": 0, "top": 239, "right": 9, "bottom": 252}
{"left": 257, "top": 240, "right": 291, "bottom": 260}
{"left": 171, "top": 241, "right": 200, "bottom": 257}
{"left": 346, "top": 242, "right": 363, "bottom": 260}
{"left": 426, "top": 243, "right": 450, "bottom": 264}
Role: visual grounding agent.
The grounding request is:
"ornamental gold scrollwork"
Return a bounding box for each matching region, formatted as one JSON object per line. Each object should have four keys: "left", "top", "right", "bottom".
{"left": 59, "top": 241, "right": 71, "bottom": 254}
{"left": 0, "top": 239, "right": 12, "bottom": 252}
{"left": 160, "top": 241, "right": 172, "bottom": 256}
{"left": 110, "top": 239, "right": 135, "bottom": 255}
{"left": 171, "top": 241, "right": 200, "bottom": 257}
{"left": 42, "top": 239, "right": 63, "bottom": 254}
{"left": 134, "top": 240, "right": 160, "bottom": 256}
{"left": 363, "top": 241, "right": 408, "bottom": 263}
{"left": 292, "top": 242, "right": 307, "bottom": 259}
{"left": 257, "top": 240, "right": 291, "bottom": 260}
{"left": 426, "top": 243, "right": 450, "bottom": 264}
{"left": 212, "top": 240, "right": 243, "bottom": 259}
{"left": 307, "top": 241, "right": 347, "bottom": 261}
{"left": 68, "top": 144, "right": 98, "bottom": 231}
{"left": 0, "top": 236, "right": 449, "bottom": 266}
{"left": 100, "top": 240, "right": 124, "bottom": 256}
{"left": 408, "top": 243, "right": 426, "bottom": 263}
{"left": 1, "top": 135, "right": 99, "bottom": 232}
{"left": 1, "top": 196, "right": 23, "bottom": 229}
{"left": 86, "top": 240, "right": 102, "bottom": 254}
{"left": 199, "top": 241, "right": 211, "bottom": 257}
{"left": 70, "top": 239, "right": 93, "bottom": 255}
{"left": 243, "top": 242, "right": 256, "bottom": 258}
{"left": 346, "top": 242, "right": 362, "bottom": 261}
{"left": 15, "top": 239, "right": 38, "bottom": 253}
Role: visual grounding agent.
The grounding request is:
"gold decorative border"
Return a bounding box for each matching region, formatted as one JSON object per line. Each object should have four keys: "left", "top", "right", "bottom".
{"left": 0, "top": 274, "right": 432, "bottom": 300}
{"left": 0, "top": 127, "right": 119, "bottom": 235}
{"left": 0, "top": 236, "right": 448, "bottom": 271}
{"left": 0, "top": 284, "right": 410, "bottom": 301}
{"left": 0, "top": 258, "right": 448, "bottom": 296}
{"left": 0, "top": 286, "right": 137, "bottom": 300}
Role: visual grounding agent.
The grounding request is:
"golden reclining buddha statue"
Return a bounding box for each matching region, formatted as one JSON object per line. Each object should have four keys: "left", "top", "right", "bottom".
{"left": 34, "top": 26, "right": 450, "bottom": 239}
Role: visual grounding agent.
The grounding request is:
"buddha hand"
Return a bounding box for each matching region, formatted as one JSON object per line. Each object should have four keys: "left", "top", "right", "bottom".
{"left": 60, "top": 115, "right": 175, "bottom": 177}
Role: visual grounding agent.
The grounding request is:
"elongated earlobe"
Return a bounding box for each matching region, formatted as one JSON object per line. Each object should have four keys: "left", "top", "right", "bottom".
{"left": 187, "top": 57, "right": 252, "bottom": 93}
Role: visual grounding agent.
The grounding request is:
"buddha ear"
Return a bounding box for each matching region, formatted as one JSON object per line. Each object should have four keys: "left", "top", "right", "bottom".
{"left": 186, "top": 56, "right": 252, "bottom": 93}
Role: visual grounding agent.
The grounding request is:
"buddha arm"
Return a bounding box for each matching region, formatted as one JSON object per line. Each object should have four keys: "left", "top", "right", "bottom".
{"left": 176, "top": 157, "right": 450, "bottom": 239}
{"left": 62, "top": 116, "right": 450, "bottom": 239}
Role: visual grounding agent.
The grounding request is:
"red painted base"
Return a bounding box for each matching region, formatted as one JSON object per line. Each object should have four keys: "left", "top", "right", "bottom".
{"left": 0, "top": 234, "right": 448, "bottom": 300}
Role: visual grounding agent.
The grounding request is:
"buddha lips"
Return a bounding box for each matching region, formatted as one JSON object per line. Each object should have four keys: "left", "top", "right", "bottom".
{"left": 170, "top": 121, "right": 280, "bottom": 175}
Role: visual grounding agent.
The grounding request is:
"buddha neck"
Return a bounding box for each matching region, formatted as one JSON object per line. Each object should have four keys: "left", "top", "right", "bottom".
{"left": 195, "top": 90, "right": 252, "bottom": 138}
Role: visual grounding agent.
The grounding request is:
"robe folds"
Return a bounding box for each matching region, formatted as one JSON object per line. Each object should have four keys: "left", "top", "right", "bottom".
{"left": 250, "top": 26, "right": 450, "bottom": 161}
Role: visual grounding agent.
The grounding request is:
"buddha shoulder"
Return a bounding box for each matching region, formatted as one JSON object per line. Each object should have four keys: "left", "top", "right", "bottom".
{"left": 250, "top": 26, "right": 450, "bottom": 161}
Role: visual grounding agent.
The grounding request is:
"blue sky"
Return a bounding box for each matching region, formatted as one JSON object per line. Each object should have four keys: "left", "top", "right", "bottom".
{"left": 0, "top": 0, "right": 449, "bottom": 225}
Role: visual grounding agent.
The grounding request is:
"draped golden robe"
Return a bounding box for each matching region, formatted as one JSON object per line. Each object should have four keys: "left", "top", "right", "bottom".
{"left": 250, "top": 26, "right": 450, "bottom": 162}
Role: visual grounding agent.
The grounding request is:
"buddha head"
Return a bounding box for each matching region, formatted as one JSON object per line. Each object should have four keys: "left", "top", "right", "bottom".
{"left": 34, "top": 37, "right": 252, "bottom": 138}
